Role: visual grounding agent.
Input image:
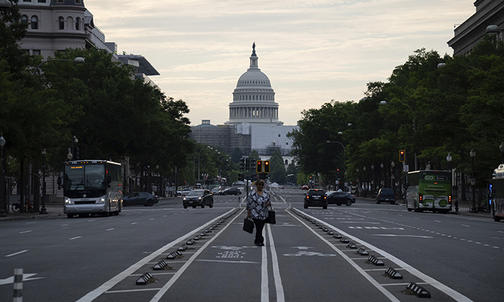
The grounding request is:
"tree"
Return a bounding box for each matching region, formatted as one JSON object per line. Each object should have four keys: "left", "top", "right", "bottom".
{"left": 269, "top": 149, "right": 286, "bottom": 184}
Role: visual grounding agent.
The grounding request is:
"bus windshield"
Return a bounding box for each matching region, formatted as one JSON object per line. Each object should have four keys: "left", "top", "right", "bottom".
{"left": 65, "top": 164, "right": 106, "bottom": 191}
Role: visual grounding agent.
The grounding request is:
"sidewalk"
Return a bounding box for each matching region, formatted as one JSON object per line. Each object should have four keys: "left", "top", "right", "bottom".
{"left": 0, "top": 197, "right": 181, "bottom": 222}
{"left": 356, "top": 196, "right": 492, "bottom": 219}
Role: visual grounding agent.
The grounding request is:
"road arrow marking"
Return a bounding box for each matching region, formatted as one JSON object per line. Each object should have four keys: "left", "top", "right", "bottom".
{"left": 0, "top": 273, "right": 45, "bottom": 286}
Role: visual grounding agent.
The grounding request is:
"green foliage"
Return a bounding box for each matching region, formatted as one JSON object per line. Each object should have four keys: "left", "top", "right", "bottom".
{"left": 269, "top": 149, "right": 286, "bottom": 184}
{"left": 291, "top": 43, "right": 504, "bottom": 189}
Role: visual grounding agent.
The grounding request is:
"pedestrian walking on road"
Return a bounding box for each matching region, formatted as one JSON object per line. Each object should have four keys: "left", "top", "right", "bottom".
{"left": 247, "top": 179, "right": 271, "bottom": 246}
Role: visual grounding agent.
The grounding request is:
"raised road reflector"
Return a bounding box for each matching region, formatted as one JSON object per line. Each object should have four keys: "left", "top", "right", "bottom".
{"left": 178, "top": 246, "right": 187, "bottom": 251}
{"left": 385, "top": 267, "right": 403, "bottom": 279}
{"left": 136, "top": 273, "right": 155, "bottom": 285}
{"left": 328, "top": 231, "right": 334, "bottom": 235}
{"left": 367, "top": 255, "right": 384, "bottom": 266}
{"left": 357, "top": 248, "right": 369, "bottom": 256}
{"left": 340, "top": 237, "right": 350, "bottom": 243}
{"left": 153, "top": 260, "right": 172, "bottom": 271}
{"left": 347, "top": 242, "right": 357, "bottom": 249}
{"left": 333, "top": 233, "right": 342, "bottom": 239}
{"left": 405, "top": 282, "right": 431, "bottom": 298}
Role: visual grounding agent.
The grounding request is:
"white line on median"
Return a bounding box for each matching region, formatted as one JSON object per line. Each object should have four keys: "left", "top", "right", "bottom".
{"left": 262, "top": 225, "right": 269, "bottom": 302}
{"left": 19, "top": 230, "right": 32, "bottom": 234}
{"left": 149, "top": 209, "right": 244, "bottom": 302}
{"left": 76, "top": 208, "right": 237, "bottom": 302}
{"left": 294, "top": 208, "right": 473, "bottom": 302}
{"left": 288, "top": 210, "right": 400, "bottom": 302}
{"left": 267, "top": 223, "right": 285, "bottom": 302}
{"left": 69, "top": 236, "right": 82, "bottom": 240}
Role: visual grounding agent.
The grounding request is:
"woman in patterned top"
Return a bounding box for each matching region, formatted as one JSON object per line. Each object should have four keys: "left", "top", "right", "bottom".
{"left": 247, "top": 179, "right": 271, "bottom": 246}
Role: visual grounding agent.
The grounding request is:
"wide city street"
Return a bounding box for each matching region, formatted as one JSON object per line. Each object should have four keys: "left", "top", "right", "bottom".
{"left": 1, "top": 188, "right": 503, "bottom": 302}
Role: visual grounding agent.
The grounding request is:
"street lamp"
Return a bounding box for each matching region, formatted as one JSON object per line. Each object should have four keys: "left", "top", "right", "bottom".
{"left": 446, "top": 152, "right": 457, "bottom": 213}
{"left": 40, "top": 149, "right": 48, "bottom": 214}
{"left": 72, "top": 136, "right": 79, "bottom": 160}
{"left": 470, "top": 149, "right": 476, "bottom": 212}
{"left": 499, "top": 142, "right": 504, "bottom": 163}
{"left": 67, "top": 148, "right": 73, "bottom": 161}
{"left": 0, "top": 135, "right": 6, "bottom": 215}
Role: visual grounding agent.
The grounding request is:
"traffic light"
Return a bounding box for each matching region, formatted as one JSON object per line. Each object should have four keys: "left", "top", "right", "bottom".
{"left": 256, "top": 160, "right": 263, "bottom": 173}
{"left": 264, "top": 160, "right": 270, "bottom": 173}
{"left": 399, "top": 150, "right": 406, "bottom": 162}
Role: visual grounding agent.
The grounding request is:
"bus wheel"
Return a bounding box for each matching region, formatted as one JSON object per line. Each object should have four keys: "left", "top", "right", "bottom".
{"left": 201, "top": 204, "right": 205, "bottom": 208}
{"left": 495, "top": 216, "right": 501, "bottom": 222}
{"left": 183, "top": 205, "right": 188, "bottom": 209}
{"left": 407, "top": 208, "right": 412, "bottom": 212}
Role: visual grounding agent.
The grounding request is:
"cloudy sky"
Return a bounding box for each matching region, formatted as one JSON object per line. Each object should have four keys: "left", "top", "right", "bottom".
{"left": 84, "top": 0, "right": 475, "bottom": 126}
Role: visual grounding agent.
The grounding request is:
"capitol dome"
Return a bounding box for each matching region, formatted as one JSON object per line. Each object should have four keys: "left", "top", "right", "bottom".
{"left": 227, "top": 43, "right": 281, "bottom": 125}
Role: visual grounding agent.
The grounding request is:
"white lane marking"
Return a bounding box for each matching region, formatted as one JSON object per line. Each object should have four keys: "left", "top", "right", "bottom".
{"left": 106, "top": 228, "right": 114, "bottom": 231}
{"left": 296, "top": 209, "right": 473, "bottom": 302}
{"left": 69, "top": 236, "right": 82, "bottom": 240}
{"left": 461, "top": 224, "right": 470, "bottom": 228}
{"left": 131, "top": 222, "right": 137, "bottom": 225}
{"left": 0, "top": 273, "right": 45, "bottom": 285}
{"left": 261, "top": 226, "right": 269, "bottom": 302}
{"left": 76, "top": 208, "right": 237, "bottom": 302}
{"left": 267, "top": 223, "right": 285, "bottom": 302}
{"left": 372, "top": 234, "right": 434, "bottom": 239}
{"left": 19, "top": 230, "right": 32, "bottom": 234}
{"left": 288, "top": 211, "right": 399, "bottom": 302}
{"left": 196, "top": 259, "right": 259, "bottom": 264}
{"left": 106, "top": 288, "right": 162, "bottom": 294}
{"left": 381, "top": 282, "right": 428, "bottom": 286}
{"left": 149, "top": 209, "right": 244, "bottom": 302}
{"left": 5, "top": 250, "right": 28, "bottom": 257}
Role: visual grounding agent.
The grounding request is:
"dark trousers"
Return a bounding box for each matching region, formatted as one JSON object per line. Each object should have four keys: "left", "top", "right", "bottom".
{"left": 253, "top": 218, "right": 266, "bottom": 244}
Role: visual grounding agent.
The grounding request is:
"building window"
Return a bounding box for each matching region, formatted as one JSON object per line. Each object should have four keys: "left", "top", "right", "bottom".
{"left": 23, "top": 0, "right": 31, "bottom": 2}
{"left": 38, "top": 0, "right": 46, "bottom": 3}
{"left": 32, "top": 49, "right": 41, "bottom": 56}
{"left": 75, "top": 17, "right": 80, "bottom": 30}
{"left": 21, "top": 15, "right": 28, "bottom": 24}
{"left": 59, "top": 16, "right": 64, "bottom": 30}
{"left": 285, "top": 159, "right": 288, "bottom": 165}
{"left": 30, "top": 16, "right": 38, "bottom": 29}
{"left": 67, "top": 16, "right": 74, "bottom": 29}
{"left": 278, "top": 134, "right": 281, "bottom": 137}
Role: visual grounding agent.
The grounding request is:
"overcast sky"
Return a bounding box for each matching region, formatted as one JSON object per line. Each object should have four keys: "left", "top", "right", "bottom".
{"left": 85, "top": 0, "right": 475, "bottom": 126}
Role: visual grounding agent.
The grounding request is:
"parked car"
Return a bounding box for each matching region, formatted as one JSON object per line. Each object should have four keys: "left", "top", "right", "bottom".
{"left": 304, "top": 189, "right": 327, "bottom": 209}
{"left": 183, "top": 189, "right": 214, "bottom": 208}
{"left": 210, "top": 186, "right": 222, "bottom": 194}
{"left": 301, "top": 184, "right": 309, "bottom": 190}
{"left": 376, "top": 187, "right": 395, "bottom": 204}
{"left": 220, "top": 187, "right": 242, "bottom": 195}
{"left": 326, "top": 191, "right": 355, "bottom": 206}
{"left": 123, "top": 192, "right": 158, "bottom": 206}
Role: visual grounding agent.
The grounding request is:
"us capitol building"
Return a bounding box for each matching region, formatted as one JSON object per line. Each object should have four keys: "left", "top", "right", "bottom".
{"left": 191, "top": 43, "right": 297, "bottom": 163}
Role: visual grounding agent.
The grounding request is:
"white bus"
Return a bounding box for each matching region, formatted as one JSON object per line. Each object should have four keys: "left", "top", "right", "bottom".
{"left": 490, "top": 164, "right": 504, "bottom": 222}
{"left": 63, "top": 160, "right": 123, "bottom": 218}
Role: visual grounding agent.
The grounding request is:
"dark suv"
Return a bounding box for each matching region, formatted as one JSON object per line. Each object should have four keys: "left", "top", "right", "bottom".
{"left": 376, "top": 187, "right": 395, "bottom": 204}
{"left": 304, "top": 189, "right": 327, "bottom": 209}
{"left": 183, "top": 189, "right": 214, "bottom": 208}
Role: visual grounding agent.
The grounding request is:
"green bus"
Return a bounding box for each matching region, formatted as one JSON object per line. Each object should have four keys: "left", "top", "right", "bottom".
{"left": 490, "top": 164, "right": 504, "bottom": 222}
{"left": 406, "top": 170, "right": 452, "bottom": 213}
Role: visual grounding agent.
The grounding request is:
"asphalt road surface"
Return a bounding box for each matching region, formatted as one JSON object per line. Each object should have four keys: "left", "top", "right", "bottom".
{"left": 1, "top": 188, "right": 503, "bottom": 301}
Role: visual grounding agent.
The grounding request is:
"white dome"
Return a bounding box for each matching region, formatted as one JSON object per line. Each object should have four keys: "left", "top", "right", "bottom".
{"left": 237, "top": 69, "right": 271, "bottom": 87}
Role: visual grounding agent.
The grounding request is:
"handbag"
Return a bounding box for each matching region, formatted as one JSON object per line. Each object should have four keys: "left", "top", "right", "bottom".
{"left": 243, "top": 218, "right": 254, "bottom": 233}
{"left": 266, "top": 207, "right": 276, "bottom": 224}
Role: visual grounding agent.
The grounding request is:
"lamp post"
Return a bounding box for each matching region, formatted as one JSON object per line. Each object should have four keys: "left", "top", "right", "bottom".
{"left": 40, "top": 149, "right": 48, "bottom": 214}
{"left": 470, "top": 149, "right": 476, "bottom": 212}
{"left": 446, "top": 152, "right": 457, "bottom": 213}
{"left": 0, "top": 135, "right": 6, "bottom": 215}
{"left": 390, "top": 161, "right": 395, "bottom": 189}
{"left": 499, "top": 142, "right": 504, "bottom": 163}
{"left": 72, "top": 136, "right": 79, "bottom": 160}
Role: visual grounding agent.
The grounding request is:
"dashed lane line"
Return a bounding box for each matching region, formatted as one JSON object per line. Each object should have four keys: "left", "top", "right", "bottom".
{"left": 5, "top": 250, "right": 29, "bottom": 257}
